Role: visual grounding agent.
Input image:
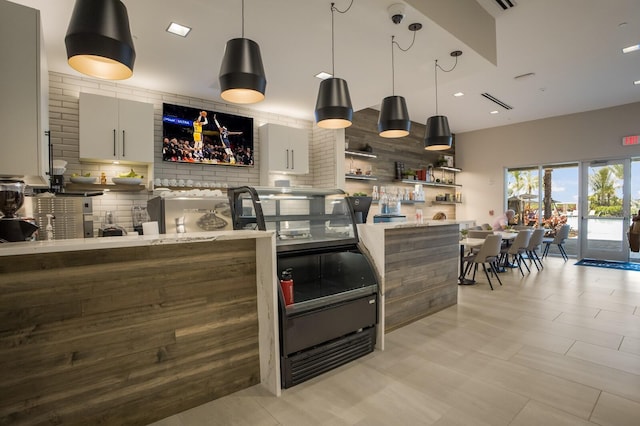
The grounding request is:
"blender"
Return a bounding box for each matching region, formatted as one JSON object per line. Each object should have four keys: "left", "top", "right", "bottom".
{"left": 0, "top": 179, "right": 39, "bottom": 242}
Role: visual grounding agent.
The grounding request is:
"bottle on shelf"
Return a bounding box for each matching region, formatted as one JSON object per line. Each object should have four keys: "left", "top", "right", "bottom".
{"left": 379, "top": 186, "right": 389, "bottom": 214}
{"left": 372, "top": 185, "right": 379, "bottom": 201}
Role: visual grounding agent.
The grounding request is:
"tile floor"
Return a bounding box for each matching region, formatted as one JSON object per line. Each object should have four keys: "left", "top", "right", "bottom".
{"left": 150, "top": 257, "right": 640, "bottom": 426}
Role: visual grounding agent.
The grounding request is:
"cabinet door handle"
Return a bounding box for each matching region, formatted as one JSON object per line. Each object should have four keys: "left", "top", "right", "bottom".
{"left": 122, "top": 130, "right": 125, "bottom": 157}
{"left": 291, "top": 149, "right": 294, "bottom": 169}
{"left": 113, "top": 129, "right": 116, "bottom": 157}
{"left": 286, "top": 149, "right": 289, "bottom": 169}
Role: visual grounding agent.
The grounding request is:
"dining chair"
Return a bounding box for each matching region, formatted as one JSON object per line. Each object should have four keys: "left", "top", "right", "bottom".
{"left": 502, "top": 229, "right": 532, "bottom": 276}
{"left": 525, "top": 228, "right": 546, "bottom": 271}
{"left": 467, "top": 230, "right": 493, "bottom": 239}
{"left": 463, "top": 234, "right": 503, "bottom": 290}
{"left": 542, "top": 224, "right": 571, "bottom": 261}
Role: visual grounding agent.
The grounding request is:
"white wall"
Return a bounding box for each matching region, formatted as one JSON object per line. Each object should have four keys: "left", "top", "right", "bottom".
{"left": 455, "top": 102, "right": 640, "bottom": 226}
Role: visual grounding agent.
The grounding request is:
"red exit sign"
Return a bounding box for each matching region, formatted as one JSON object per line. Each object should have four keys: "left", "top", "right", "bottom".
{"left": 622, "top": 135, "right": 639, "bottom": 146}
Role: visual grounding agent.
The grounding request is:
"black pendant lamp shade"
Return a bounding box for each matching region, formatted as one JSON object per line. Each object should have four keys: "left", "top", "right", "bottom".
{"left": 315, "top": 77, "right": 353, "bottom": 129}
{"left": 378, "top": 95, "right": 410, "bottom": 138}
{"left": 424, "top": 115, "right": 452, "bottom": 150}
{"left": 219, "top": 37, "right": 267, "bottom": 104}
{"left": 65, "top": 0, "right": 136, "bottom": 80}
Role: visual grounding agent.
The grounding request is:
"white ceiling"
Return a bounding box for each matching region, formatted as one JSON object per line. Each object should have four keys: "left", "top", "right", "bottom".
{"left": 9, "top": 0, "right": 640, "bottom": 133}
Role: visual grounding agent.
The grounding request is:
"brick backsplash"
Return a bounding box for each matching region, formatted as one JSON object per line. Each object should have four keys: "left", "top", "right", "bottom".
{"left": 48, "top": 71, "right": 340, "bottom": 235}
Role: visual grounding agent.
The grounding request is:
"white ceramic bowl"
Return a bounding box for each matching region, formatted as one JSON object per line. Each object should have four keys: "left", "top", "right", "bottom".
{"left": 69, "top": 176, "right": 97, "bottom": 184}
{"left": 112, "top": 177, "right": 143, "bottom": 185}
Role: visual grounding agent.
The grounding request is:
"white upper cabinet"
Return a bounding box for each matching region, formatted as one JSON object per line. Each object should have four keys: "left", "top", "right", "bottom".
{"left": 0, "top": 1, "right": 49, "bottom": 187}
{"left": 79, "top": 93, "right": 154, "bottom": 164}
{"left": 259, "top": 124, "right": 309, "bottom": 175}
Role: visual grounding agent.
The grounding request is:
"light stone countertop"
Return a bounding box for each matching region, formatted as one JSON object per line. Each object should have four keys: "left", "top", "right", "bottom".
{"left": 358, "top": 220, "right": 473, "bottom": 230}
{"left": 0, "top": 230, "right": 273, "bottom": 256}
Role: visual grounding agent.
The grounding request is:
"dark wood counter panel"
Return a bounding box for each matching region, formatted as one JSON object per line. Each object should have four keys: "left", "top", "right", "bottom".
{"left": 0, "top": 238, "right": 261, "bottom": 425}
{"left": 358, "top": 223, "right": 459, "bottom": 336}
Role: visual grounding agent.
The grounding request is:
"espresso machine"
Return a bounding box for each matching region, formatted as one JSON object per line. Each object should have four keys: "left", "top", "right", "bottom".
{"left": 0, "top": 179, "right": 38, "bottom": 242}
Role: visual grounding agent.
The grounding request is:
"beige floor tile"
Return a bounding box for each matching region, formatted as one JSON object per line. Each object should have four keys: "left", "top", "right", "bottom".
{"left": 510, "top": 399, "right": 598, "bottom": 426}
{"left": 590, "top": 392, "right": 640, "bottom": 426}
{"left": 511, "top": 346, "right": 640, "bottom": 404}
{"left": 466, "top": 357, "right": 600, "bottom": 419}
{"left": 177, "top": 396, "right": 279, "bottom": 426}
{"left": 512, "top": 315, "right": 623, "bottom": 349}
{"left": 555, "top": 312, "right": 640, "bottom": 339}
{"left": 566, "top": 341, "right": 640, "bottom": 375}
{"left": 619, "top": 336, "right": 640, "bottom": 356}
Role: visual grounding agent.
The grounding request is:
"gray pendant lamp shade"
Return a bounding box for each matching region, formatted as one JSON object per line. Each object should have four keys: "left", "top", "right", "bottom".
{"left": 219, "top": 38, "right": 267, "bottom": 104}
{"left": 315, "top": 77, "right": 353, "bottom": 129}
{"left": 424, "top": 115, "right": 452, "bottom": 150}
{"left": 378, "top": 95, "right": 410, "bottom": 138}
{"left": 65, "top": 0, "right": 136, "bottom": 80}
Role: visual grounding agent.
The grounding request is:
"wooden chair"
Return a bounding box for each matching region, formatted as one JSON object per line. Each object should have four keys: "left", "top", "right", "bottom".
{"left": 467, "top": 230, "right": 494, "bottom": 239}
{"left": 463, "top": 234, "right": 503, "bottom": 290}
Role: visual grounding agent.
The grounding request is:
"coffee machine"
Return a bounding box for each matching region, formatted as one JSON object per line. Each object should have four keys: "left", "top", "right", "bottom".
{"left": 0, "top": 179, "right": 39, "bottom": 242}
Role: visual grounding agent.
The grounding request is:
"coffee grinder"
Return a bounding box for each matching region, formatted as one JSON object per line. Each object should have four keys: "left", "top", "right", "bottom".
{"left": 0, "top": 179, "right": 39, "bottom": 242}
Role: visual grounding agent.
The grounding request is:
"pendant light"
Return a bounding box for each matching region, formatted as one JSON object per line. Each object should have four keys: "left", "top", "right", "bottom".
{"left": 65, "top": 0, "right": 136, "bottom": 80}
{"left": 425, "top": 50, "right": 462, "bottom": 150}
{"left": 378, "top": 23, "right": 421, "bottom": 138}
{"left": 219, "top": 0, "right": 267, "bottom": 104}
{"left": 315, "top": 2, "right": 354, "bottom": 129}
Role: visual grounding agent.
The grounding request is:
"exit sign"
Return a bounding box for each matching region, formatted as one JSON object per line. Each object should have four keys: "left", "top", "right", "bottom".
{"left": 622, "top": 135, "right": 639, "bottom": 146}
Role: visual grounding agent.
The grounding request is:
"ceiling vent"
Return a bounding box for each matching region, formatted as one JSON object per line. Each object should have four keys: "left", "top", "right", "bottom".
{"left": 494, "top": 0, "right": 516, "bottom": 10}
{"left": 481, "top": 92, "right": 513, "bottom": 110}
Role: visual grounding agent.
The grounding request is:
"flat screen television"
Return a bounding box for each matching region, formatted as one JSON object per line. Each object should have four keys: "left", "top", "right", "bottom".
{"left": 162, "top": 103, "right": 254, "bottom": 167}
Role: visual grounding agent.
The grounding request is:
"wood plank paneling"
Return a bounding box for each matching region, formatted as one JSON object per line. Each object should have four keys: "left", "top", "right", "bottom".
{"left": 0, "top": 238, "right": 259, "bottom": 425}
{"left": 384, "top": 225, "right": 459, "bottom": 332}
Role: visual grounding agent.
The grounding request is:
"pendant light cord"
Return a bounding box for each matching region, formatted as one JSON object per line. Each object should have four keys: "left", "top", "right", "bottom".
{"left": 241, "top": 0, "right": 245, "bottom": 37}
{"left": 390, "top": 30, "right": 418, "bottom": 96}
{"left": 330, "top": 0, "right": 354, "bottom": 76}
{"left": 434, "top": 54, "right": 460, "bottom": 114}
{"left": 391, "top": 36, "right": 395, "bottom": 95}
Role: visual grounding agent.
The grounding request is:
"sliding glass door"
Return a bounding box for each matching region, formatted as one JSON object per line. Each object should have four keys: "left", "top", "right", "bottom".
{"left": 580, "top": 159, "right": 631, "bottom": 261}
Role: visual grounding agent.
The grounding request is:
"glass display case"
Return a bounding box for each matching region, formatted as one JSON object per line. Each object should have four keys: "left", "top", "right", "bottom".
{"left": 228, "top": 186, "right": 358, "bottom": 252}
{"left": 228, "top": 186, "right": 379, "bottom": 388}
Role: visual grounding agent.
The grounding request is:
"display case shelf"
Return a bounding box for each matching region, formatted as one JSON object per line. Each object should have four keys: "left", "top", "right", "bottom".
{"left": 345, "top": 150, "right": 377, "bottom": 158}
{"left": 345, "top": 174, "right": 377, "bottom": 181}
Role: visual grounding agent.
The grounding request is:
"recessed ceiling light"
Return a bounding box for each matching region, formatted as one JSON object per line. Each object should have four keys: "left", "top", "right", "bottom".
{"left": 453, "top": 92, "right": 464, "bottom": 97}
{"left": 635, "top": 80, "right": 640, "bottom": 85}
{"left": 490, "top": 110, "right": 499, "bottom": 115}
{"left": 167, "top": 22, "right": 191, "bottom": 37}
{"left": 315, "top": 71, "right": 332, "bottom": 80}
{"left": 622, "top": 44, "right": 639, "bottom": 54}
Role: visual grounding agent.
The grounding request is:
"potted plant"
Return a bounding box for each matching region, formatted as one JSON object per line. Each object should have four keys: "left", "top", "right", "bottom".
{"left": 404, "top": 169, "right": 416, "bottom": 180}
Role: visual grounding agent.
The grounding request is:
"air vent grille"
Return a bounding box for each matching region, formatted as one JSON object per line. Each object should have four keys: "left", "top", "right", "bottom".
{"left": 481, "top": 93, "right": 513, "bottom": 110}
{"left": 494, "top": 0, "right": 516, "bottom": 10}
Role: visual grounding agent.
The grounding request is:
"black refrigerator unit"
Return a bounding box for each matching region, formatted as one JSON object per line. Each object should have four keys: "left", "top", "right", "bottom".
{"left": 228, "top": 187, "right": 379, "bottom": 388}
